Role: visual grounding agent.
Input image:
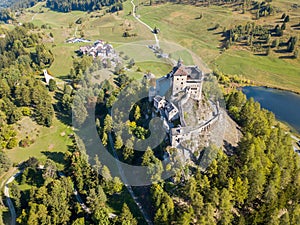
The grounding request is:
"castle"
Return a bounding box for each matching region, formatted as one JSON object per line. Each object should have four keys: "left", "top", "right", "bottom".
{"left": 169, "top": 59, "right": 203, "bottom": 101}
{"left": 147, "top": 59, "right": 219, "bottom": 149}
{"left": 148, "top": 59, "right": 203, "bottom": 102}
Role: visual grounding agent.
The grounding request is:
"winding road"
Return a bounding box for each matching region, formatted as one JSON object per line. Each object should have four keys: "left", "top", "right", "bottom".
{"left": 131, "top": 0, "right": 159, "bottom": 48}
{"left": 4, "top": 170, "right": 23, "bottom": 225}
{"left": 58, "top": 172, "right": 91, "bottom": 214}
{"left": 3, "top": 169, "right": 116, "bottom": 225}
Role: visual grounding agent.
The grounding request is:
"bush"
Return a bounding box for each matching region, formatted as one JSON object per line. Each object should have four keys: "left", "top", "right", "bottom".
{"left": 7, "top": 138, "right": 18, "bottom": 149}
{"left": 49, "top": 79, "right": 56, "bottom": 92}
{"left": 19, "top": 137, "right": 34, "bottom": 148}
{"left": 21, "top": 107, "right": 31, "bottom": 116}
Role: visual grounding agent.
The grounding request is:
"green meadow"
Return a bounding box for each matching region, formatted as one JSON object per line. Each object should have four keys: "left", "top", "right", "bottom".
{"left": 137, "top": 2, "right": 300, "bottom": 92}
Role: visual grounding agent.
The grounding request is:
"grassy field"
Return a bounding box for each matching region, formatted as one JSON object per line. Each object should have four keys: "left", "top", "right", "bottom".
{"left": 14, "top": 1, "right": 300, "bottom": 92}
{"left": 5, "top": 117, "right": 73, "bottom": 167}
{"left": 137, "top": 2, "right": 300, "bottom": 92}
{"left": 18, "top": 1, "right": 159, "bottom": 78}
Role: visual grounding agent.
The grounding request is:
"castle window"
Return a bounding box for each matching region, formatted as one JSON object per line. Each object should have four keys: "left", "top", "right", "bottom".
{"left": 181, "top": 82, "right": 183, "bottom": 85}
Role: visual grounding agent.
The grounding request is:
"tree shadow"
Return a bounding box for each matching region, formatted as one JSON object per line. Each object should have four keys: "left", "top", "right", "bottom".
{"left": 291, "top": 24, "right": 300, "bottom": 28}
{"left": 254, "top": 53, "right": 268, "bottom": 56}
{"left": 55, "top": 111, "right": 72, "bottom": 126}
{"left": 223, "top": 140, "right": 236, "bottom": 156}
{"left": 275, "top": 20, "right": 283, "bottom": 23}
{"left": 207, "top": 27, "right": 218, "bottom": 31}
{"left": 279, "top": 55, "right": 295, "bottom": 59}
{"left": 213, "top": 31, "right": 223, "bottom": 35}
{"left": 274, "top": 49, "right": 289, "bottom": 54}
{"left": 42, "top": 151, "right": 66, "bottom": 165}
{"left": 58, "top": 75, "right": 71, "bottom": 80}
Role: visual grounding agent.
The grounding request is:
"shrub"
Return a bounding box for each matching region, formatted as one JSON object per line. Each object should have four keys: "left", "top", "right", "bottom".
{"left": 21, "top": 107, "right": 31, "bottom": 116}
{"left": 7, "top": 138, "right": 18, "bottom": 149}
{"left": 49, "top": 79, "right": 56, "bottom": 92}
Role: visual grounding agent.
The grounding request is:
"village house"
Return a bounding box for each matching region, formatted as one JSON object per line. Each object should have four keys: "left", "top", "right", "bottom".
{"left": 78, "top": 40, "right": 120, "bottom": 68}
{"left": 79, "top": 40, "right": 116, "bottom": 59}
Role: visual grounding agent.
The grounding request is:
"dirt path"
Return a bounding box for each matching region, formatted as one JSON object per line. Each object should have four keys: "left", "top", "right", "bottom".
{"left": 31, "top": 13, "right": 37, "bottom": 21}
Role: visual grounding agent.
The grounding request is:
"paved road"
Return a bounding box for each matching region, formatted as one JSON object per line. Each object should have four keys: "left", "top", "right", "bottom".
{"left": 4, "top": 171, "right": 23, "bottom": 225}
{"left": 108, "top": 133, "right": 153, "bottom": 225}
{"left": 58, "top": 172, "right": 92, "bottom": 214}
{"left": 291, "top": 135, "right": 300, "bottom": 153}
{"left": 131, "top": 0, "right": 159, "bottom": 48}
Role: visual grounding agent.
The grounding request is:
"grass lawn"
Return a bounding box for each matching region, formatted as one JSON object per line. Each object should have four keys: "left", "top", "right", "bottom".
{"left": 6, "top": 117, "right": 73, "bottom": 167}
{"left": 215, "top": 49, "right": 300, "bottom": 92}
{"left": 17, "top": 0, "right": 157, "bottom": 78}
{"left": 135, "top": 61, "right": 172, "bottom": 76}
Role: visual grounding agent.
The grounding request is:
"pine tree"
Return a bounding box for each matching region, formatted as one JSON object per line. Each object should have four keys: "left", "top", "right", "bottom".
{"left": 117, "top": 203, "right": 137, "bottom": 225}
{"left": 114, "top": 135, "right": 123, "bottom": 150}
{"left": 48, "top": 79, "right": 56, "bottom": 92}
{"left": 134, "top": 105, "right": 141, "bottom": 121}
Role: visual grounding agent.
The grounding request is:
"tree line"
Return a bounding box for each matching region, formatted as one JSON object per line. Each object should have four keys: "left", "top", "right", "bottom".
{"left": 145, "top": 90, "right": 300, "bottom": 224}
{"left": 46, "top": 0, "right": 124, "bottom": 13}
{"left": 222, "top": 19, "right": 298, "bottom": 57}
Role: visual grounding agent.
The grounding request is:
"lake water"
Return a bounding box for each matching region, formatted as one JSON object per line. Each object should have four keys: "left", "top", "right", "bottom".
{"left": 242, "top": 86, "right": 300, "bottom": 134}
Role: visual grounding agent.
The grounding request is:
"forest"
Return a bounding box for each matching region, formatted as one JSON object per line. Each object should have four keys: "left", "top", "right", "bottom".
{"left": 12, "top": 140, "right": 136, "bottom": 225}
{"left": 92, "top": 73, "right": 300, "bottom": 224}
{"left": 0, "top": 0, "right": 299, "bottom": 223}
{"left": 0, "top": 0, "right": 43, "bottom": 10}
{"left": 1, "top": 40, "right": 300, "bottom": 223}
{"left": 222, "top": 14, "right": 298, "bottom": 57}
{"left": 0, "top": 23, "right": 54, "bottom": 171}
{"left": 45, "top": 0, "right": 124, "bottom": 12}
{"left": 77, "top": 61, "right": 300, "bottom": 224}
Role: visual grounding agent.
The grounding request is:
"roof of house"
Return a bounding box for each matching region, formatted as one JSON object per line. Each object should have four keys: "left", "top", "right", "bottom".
{"left": 186, "top": 66, "right": 202, "bottom": 80}
{"left": 154, "top": 95, "right": 164, "bottom": 102}
{"left": 165, "top": 102, "right": 178, "bottom": 113}
{"left": 173, "top": 65, "right": 189, "bottom": 77}
{"left": 43, "top": 69, "right": 55, "bottom": 85}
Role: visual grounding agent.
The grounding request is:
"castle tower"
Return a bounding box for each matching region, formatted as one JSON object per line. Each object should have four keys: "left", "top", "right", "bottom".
{"left": 177, "top": 57, "right": 183, "bottom": 67}
{"left": 172, "top": 60, "right": 188, "bottom": 96}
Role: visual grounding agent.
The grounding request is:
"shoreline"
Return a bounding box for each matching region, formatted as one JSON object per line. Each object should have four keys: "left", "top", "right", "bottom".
{"left": 238, "top": 84, "right": 300, "bottom": 136}
{"left": 236, "top": 82, "right": 300, "bottom": 96}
